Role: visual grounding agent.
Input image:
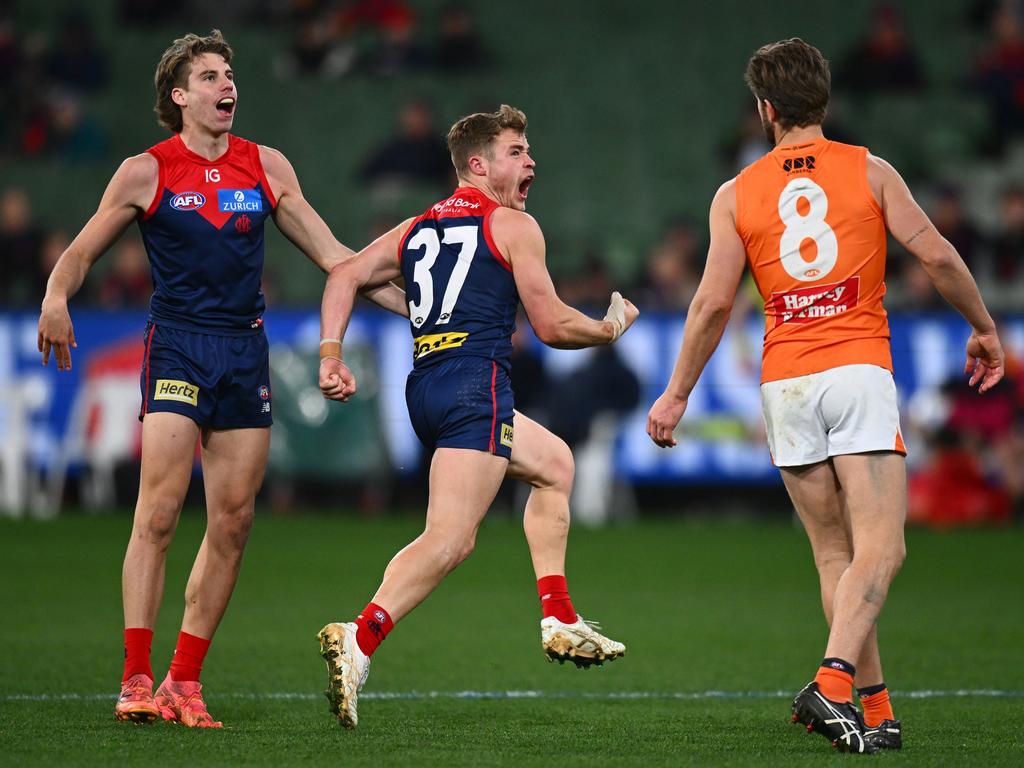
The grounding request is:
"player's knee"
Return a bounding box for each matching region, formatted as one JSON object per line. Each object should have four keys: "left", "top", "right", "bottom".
{"left": 433, "top": 531, "right": 476, "bottom": 573}
{"left": 137, "top": 499, "right": 180, "bottom": 548}
{"left": 211, "top": 503, "right": 254, "bottom": 551}
{"left": 540, "top": 439, "right": 575, "bottom": 494}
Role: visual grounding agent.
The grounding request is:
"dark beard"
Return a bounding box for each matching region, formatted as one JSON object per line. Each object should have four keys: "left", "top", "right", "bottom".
{"left": 761, "top": 114, "right": 776, "bottom": 147}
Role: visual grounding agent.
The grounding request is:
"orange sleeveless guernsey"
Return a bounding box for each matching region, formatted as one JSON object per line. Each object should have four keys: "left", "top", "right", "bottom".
{"left": 735, "top": 138, "right": 892, "bottom": 384}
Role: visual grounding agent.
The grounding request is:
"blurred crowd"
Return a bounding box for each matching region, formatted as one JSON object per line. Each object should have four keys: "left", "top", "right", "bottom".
{"left": 2, "top": 1, "right": 1023, "bottom": 523}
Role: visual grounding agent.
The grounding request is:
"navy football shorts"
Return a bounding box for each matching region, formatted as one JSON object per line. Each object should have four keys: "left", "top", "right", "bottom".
{"left": 405, "top": 355, "right": 515, "bottom": 459}
{"left": 138, "top": 323, "right": 273, "bottom": 429}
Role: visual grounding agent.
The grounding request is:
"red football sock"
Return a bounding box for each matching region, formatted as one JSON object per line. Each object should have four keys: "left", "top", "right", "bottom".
{"left": 355, "top": 602, "right": 393, "bottom": 657}
{"left": 815, "top": 664, "right": 855, "bottom": 704}
{"left": 537, "top": 575, "right": 577, "bottom": 624}
{"left": 123, "top": 627, "right": 154, "bottom": 681}
{"left": 168, "top": 631, "right": 211, "bottom": 682}
{"left": 859, "top": 687, "right": 895, "bottom": 727}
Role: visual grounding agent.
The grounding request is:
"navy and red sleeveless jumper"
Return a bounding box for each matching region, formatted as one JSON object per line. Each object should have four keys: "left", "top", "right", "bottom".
{"left": 135, "top": 133, "right": 276, "bottom": 428}
{"left": 399, "top": 187, "right": 520, "bottom": 458}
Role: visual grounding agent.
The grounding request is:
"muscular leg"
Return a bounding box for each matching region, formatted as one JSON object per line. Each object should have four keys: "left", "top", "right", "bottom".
{"left": 780, "top": 460, "right": 885, "bottom": 687}
{"left": 506, "top": 411, "right": 574, "bottom": 579}
{"left": 824, "top": 453, "right": 906, "bottom": 669}
{"left": 179, "top": 426, "right": 269, "bottom": 639}
{"left": 122, "top": 413, "right": 199, "bottom": 629}
{"left": 370, "top": 447, "right": 508, "bottom": 623}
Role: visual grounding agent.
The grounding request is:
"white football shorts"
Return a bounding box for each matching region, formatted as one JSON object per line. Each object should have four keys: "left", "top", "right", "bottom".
{"left": 760, "top": 363, "right": 906, "bottom": 467}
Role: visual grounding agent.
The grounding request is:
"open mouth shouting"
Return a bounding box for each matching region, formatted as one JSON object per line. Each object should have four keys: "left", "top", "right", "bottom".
{"left": 518, "top": 174, "right": 535, "bottom": 202}
{"left": 216, "top": 97, "right": 236, "bottom": 117}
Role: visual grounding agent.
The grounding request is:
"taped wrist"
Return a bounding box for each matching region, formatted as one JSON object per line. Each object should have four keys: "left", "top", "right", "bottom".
{"left": 320, "top": 338, "right": 342, "bottom": 362}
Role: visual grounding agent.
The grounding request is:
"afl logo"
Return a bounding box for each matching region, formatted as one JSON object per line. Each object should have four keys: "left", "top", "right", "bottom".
{"left": 170, "top": 192, "right": 205, "bottom": 210}
{"left": 374, "top": 610, "right": 386, "bottom": 623}
{"left": 805, "top": 268, "right": 821, "bottom": 278}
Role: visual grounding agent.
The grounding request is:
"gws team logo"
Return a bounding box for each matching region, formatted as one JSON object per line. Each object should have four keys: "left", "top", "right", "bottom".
{"left": 219, "top": 188, "right": 263, "bottom": 212}
{"left": 170, "top": 192, "right": 206, "bottom": 210}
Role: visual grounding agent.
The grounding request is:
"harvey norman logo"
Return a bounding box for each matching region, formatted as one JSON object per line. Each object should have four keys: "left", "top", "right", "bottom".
{"left": 432, "top": 196, "right": 481, "bottom": 213}
{"left": 218, "top": 189, "right": 263, "bottom": 212}
{"left": 154, "top": 378, "right": 199, "bottom": 406}
{"left": 770, "top": 276, "right": 861, "bottom": 326}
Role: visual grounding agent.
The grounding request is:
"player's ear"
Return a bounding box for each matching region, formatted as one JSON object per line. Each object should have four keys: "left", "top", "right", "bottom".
{"left": 761, "top": 99, "right": 777, "bottom": 123}
{"left": 467, "top": 153, "right": 487, "bottom": 178}
{"left": 171, "top": 87, "right": 187, "bottom": 108}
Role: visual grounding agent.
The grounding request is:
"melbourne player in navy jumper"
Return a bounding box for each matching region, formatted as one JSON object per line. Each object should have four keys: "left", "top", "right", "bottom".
{"left": 314, "top": 106, "right": 639, "bottom": 729}
{"left": 37, "top": 30, "right": 406, "bottom": 727}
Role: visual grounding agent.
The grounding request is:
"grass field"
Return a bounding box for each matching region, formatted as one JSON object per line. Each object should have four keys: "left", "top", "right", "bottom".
{"left": 2, "top": 511, "right": 1022, "bottom": 766}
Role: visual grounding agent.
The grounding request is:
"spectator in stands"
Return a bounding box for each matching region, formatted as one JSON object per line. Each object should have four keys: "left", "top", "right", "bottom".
{"left": 358, "top": 99, "right": 452, "bottom": 193}
{"left": 0, "top": 186, "right": 44, "bottom": 306}
{"left": 44, "top": 88, "right": 110, "bottom": 162}
{"left": 33, "top": 230, "right": 71, "bottom": 304}
{"left": 970, "top": 0, "right": 1024, "bottom": 153}
{"left": 836, "top": 2, "right": 926, "bottom": 95}
{"left": 898, "top": 260, "right": 947, "bottom": 312}
{"left": 724, "top": 109, "right": 771, "bottom": 174}
{"left": 45, "top": 10, "right": 109, "bottom": 94}
{"left": 358, "top": 8, "right": 429, "bottom": 77}
{"left": 96, "top": 234, "right": 151, "bottom": 309}
{"left": 989, "top": 185, "right": 1024, "bottom": 282}
{"left": 635, "top": 218, "right": 702, "bottom": 312}
{"left": 435, "top": 3, "right": 490, "bottom": 71}
{"left": 551, "top": 250, "right": 612, "bottom": 312}
{"left": 932, "top": 185, "right": 985, "bottom": 273}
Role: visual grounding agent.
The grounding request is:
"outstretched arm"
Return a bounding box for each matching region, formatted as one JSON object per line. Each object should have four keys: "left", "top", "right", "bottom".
{"left": 319, "top": 220, "right": 409, "bottom": 401}
{"left": 647, "top": 179, "right": 747, "bottom": 448}
{"left": 261, "top": 146, "right": 407, "bottom": 317}
{"left": 492, "top": 207, "right": 638, "bottom": 349}
{"left": 868, "top": 154, "right": 1003, "bottom": 392}
{"left": 39, "top": 153, "right": 156, "bottom": 370}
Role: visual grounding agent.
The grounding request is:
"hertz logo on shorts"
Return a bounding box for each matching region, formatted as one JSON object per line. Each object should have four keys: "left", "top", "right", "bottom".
{"left": 154, "top": 379, "right": 199, "bottom": 406}
{"left": 500, "top": 423, "right": 514, "bottom": 448}
{"left": 413, "top": 331, "right": 469, "bottom": 360}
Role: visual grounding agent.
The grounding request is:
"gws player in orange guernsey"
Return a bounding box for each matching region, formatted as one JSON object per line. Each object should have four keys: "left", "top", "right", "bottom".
{"left": 315, "top": 106, "right": 637, "bottom": 728}
{"left": 37, "top": 31, "right": 407, "bottom": 727}
{"left": 646, "top": 39, "right": 1004, "bottom": 754}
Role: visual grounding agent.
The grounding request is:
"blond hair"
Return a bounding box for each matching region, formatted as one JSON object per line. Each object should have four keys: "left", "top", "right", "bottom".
{"left": 446, "top": 105, "right": 527, "bottom": 175}
{"left": 153, "top": 30, "right": 233, "bottom": 133}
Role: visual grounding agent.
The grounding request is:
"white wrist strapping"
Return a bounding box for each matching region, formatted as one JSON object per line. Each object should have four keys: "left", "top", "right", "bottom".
{"left": 603, "top": 291, "right": 626, "bottom": 341}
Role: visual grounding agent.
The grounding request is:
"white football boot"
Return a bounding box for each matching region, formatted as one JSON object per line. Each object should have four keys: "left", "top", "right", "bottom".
{"left": 541, "top": 614, "right": 626, "bottom": 668}
{"left": 317, "top": 621, "right": 371, "bottom": 728}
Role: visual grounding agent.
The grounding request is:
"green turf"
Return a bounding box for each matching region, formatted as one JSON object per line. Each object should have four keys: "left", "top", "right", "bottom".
{"left": 2, "top": 513, "right": 1022, "bottom": 766}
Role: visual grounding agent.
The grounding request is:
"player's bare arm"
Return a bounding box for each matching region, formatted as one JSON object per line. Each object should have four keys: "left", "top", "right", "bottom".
{"left": 647, "top": 179, "right": 747, "bottom": 448}
{"left": 868, "top": 154, "right": 1004, "bottom": 393}
{"left": 38, "top": 152, "right": 158, "bottom": 371}
{"left": 491, "top": 207, "right": 638, "bottom": 349}
{"left": 318, "top": 219, "right": 410, "bottom": 402}
{"left": 260, "top": 145, "right": 407, "bottom": 317}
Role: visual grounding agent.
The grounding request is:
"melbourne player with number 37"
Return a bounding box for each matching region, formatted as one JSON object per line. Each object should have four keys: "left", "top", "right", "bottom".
{"left": 646, "top": 39, "right": 1004, "bottom": 754}
{"left": 315, "top": 105, "right": 639, "bottom": 729}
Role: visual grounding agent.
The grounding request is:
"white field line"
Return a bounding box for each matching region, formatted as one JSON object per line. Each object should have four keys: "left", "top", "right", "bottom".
{"left": 2, "top": 689, "right": 1022, "bottom": 703}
